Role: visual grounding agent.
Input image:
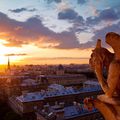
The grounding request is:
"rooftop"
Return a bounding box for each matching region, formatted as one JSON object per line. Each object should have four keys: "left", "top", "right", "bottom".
{"left": 64, "top": 106, "right": 97, "bottom": 119}
{"left": 21, "top": 79, "right": 39, "bottom": 86}
{"left": 37, "top": 104, "right": 100, "bottom": 120}
{"left": 84, "top": 80, "right": 99, "bottom": 86}
{"left": 16, "top": 86, "right": 101, "bottom": 103}
{"left": 39, "top": 74, "right": 86, "bottom": 78}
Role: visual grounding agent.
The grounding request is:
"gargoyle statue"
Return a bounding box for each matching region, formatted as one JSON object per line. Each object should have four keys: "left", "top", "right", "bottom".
{"left": 89, "top": 32, "right": 120, "bottom": 120}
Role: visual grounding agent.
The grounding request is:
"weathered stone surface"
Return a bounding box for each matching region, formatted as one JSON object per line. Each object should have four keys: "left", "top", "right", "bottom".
{"left": 89, "top": 32, "right": 120, "bottom": 120}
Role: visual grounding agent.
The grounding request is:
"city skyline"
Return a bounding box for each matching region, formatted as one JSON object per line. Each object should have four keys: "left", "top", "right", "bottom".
{"left": 0, "top": 0, "right": 119, "bottom": 64}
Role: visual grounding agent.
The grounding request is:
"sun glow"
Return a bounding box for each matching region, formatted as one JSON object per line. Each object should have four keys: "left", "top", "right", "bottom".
{"left": 0, "top": 39, "right": 24, "bottom": 64}
{"left": 0, "top": 38, "right": 92, "bottom": 65}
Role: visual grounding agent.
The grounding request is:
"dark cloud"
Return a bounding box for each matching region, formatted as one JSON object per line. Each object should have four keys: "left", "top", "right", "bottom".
{"left": 115, "top": 5, "right": 120, "bottom": 17}
{"left": 9, "top": 8, "right": 37, "bottom": 13}
{"left": 5, "top": 53, "right": 27, "bottom": 56}
{"left": 99, "top": 8, "right": 119, "bottom": 21}
{"left": 80, "top": 7, "right": 120, "bottom": 48}
{"left": 9, "top": 8, "right": 27, "bottom": 13}
{"left": 58, "top": 8, "right": 79, "bottom": 20}
{"left": 86, "top": 16, "right": 99, "bottom": 26}
{"left": 92, "top": 22, "right": 120, "bottom": 43}
{"left": 86, "top": 8, "right": 119, "bottom": 26}
{"left": 54, "top": 31, "right": 80, "bottom": 49}
{"left": 54, "top": 0, "right": 61, "bottom": 3}
{"left": 58, "top": 8, "right": 85, "bottom": 32}
{"left": 28, "top": 8, "right": 37, "bottom": 12}
{"left": 81, "top": 22, "right": 120, "bottom": 49}
{"left": 72, "top": 15, "right": 85, "bottom": 31}
{"left": 77, "top": 0, "right": 86, "bottom": 4}
{"left": 58, "top": 8, "right": 84, "bottom": 25}
{"left": 46, "top": 0, "right": 61, "bottom": 4}
{"left": 0, "top": 12, "right": 80, "bottom": 49}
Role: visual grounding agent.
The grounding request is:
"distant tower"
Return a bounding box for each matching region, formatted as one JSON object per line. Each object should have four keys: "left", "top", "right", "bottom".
{"left": 8, "top": 57, "right": 10, "bottom": 70}
{"left": 56, "top": 64, "right": 64, "bottom": 75}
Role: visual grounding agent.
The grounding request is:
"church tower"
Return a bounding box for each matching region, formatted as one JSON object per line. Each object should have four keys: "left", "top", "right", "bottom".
{"left": 8, "top": 57, "right": 10, "bottom": 70}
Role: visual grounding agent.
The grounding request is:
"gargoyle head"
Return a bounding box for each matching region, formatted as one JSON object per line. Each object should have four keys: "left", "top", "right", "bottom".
{"left": 106, "top": 32, "right": 120, "bottom": 53}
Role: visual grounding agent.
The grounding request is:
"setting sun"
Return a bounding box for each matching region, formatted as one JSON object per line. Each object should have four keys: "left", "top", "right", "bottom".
{"left": 0, "top": 39, "right": 91, "bottom": 65}
{"left": 0, "top": 39, "right": 24, "bottom": 64}
{"left": 0, "top": 56, "right": 7, "bottom": 64}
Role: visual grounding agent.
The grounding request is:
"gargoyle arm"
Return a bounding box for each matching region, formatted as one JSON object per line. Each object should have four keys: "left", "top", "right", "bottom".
{"left": 105, "top": 61, "right": 119, "bottom": 97}
{"left": 95, "top": 61, "right": 109, "bottom": 93}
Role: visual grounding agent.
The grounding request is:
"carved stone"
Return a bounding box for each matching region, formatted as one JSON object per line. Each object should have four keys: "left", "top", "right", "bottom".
{"left": 89, "top": 32, "right": 120, "bottom": 120}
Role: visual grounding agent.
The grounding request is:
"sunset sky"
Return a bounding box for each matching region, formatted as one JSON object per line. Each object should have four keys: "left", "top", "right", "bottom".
{"left": 0, "top": 0, "right": 119, "bottom": 65}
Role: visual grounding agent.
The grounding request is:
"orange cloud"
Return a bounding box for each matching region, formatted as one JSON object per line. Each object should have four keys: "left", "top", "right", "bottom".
{"left": 0, "top": 12, "right": 80, "bottom": 49}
